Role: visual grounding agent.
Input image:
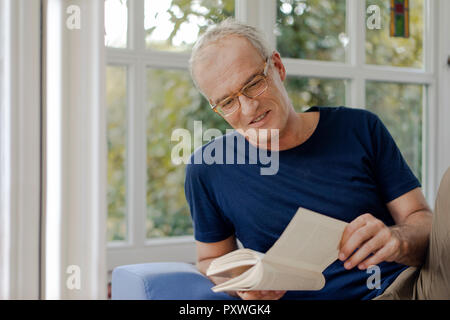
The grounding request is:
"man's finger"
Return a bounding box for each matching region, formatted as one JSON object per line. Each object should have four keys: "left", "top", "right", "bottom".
{"left": 358, "top": 236, "right": 400, "bottom": 269}
{"left": 339, "top": 214, "right": 371, "bottom": 251}
{"left": 237, "top": 290, "right": 285, "bottom": 300}
{"left": 343, "top": 231, "right": 386, "bottom": 270}
{"left": 339, "top": 219, "right": 382, "bottom": 261}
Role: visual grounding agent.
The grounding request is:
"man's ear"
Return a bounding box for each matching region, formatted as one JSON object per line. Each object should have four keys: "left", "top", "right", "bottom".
{"left": 271, "top": 51, "right": 286, "bottom": 82}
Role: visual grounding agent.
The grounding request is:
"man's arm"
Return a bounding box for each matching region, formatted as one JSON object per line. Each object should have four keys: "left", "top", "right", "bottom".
{"left": 339, "top": 187, "right": 432, "bottom": 270}
{"left": 196, "top": 235, "right": 239, "bottom": 286}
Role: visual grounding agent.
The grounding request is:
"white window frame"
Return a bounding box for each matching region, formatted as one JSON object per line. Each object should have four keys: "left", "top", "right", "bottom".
{"left": 107, "top": 0, "right": 449, "bottom": 271}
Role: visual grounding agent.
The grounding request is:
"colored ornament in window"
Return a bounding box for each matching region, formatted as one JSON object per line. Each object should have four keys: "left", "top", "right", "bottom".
{"left": 390, "top": 0, "right": 410, "bottom": 38}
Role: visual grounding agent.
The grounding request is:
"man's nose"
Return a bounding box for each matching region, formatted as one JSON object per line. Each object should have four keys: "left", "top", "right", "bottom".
{"left": 238, "top": 94, "right": 259, "bottom": 116}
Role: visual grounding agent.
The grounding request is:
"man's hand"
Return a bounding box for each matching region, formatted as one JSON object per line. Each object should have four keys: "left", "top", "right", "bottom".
{"left": 338, "top": 189, "right": 433, "bottom": 270}
{"left": 236, "top": 290, "right": 286, "bottom": 300}
{"left": 338, "top": 213, "right": 404, "bottom": 270}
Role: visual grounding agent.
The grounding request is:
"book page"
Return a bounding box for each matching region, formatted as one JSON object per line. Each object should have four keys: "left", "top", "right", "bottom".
{"left": 210, "top": 259, "right": 325, "bottom": 292}
{"left": 249, "top": 260, "right": 325, "bottom": 291}
{"left": 210, "top": 264, "right": 262, "bottom": 292}
{"left": 207, "top": 248, "right": 264, "bottom": 277}
{"left": 208, "top": 207, "right": 348, "bottom": 292}
{"left": 264, "top": 207, "right": 348, "bottom": 273}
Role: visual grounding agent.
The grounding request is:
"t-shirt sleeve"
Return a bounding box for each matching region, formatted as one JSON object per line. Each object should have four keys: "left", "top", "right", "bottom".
{"left": 184, "top": 161, "right": 235, "bottom": 243}
{"left": 369, "top": 112, "right": 421, "bottom": 203}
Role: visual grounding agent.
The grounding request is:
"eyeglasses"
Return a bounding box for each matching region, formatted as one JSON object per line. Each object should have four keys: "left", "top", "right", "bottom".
{"left": 209, "top": 58, "right": 270, "bottom": 117}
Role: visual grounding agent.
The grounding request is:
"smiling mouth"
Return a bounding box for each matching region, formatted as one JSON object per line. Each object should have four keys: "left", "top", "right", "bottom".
{"left": 250, "top": 111, "right": 270, "bottom": 124}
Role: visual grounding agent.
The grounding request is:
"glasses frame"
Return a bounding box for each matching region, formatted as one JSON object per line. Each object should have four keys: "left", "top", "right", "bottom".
{"left": 209, "top": 57, "right": 270, "bottom": 117}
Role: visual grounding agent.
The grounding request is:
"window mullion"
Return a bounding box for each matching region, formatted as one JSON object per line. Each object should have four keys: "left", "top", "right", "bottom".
{"left": 235, "top": 0, "right": 248, "bottom": 23}
{"left": 424, "top": 0, "right": 434, "bottom": 74}
{"left": 258, "top": 0, "right": 276, "bottom": 51}
{"left": 240, "top": 0, "right": 276, "bottom": 50}
{"left": 423, "top": 0, "right": 437, "bottom": 204}
{"left": 133, "top": 0, "right": 145, "bottom": 53}
{"left": 130, "top": 0, "right": 146, "bottom": 247}
{"left": 133, "top": 60, "right": 147, "bottom": 247}
{"left": 237, "top": 0, "right": 258, "bottom": 28}
{"left": 127, "top": 64, "right": 146, "bottom": 248}
{"left": 348, "top": 0, "right": 366, "bottom": 109}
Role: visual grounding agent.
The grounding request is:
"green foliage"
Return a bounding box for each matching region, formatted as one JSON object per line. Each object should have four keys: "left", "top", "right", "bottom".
{"left": 106, "top": 66, "right": 127, "bottom": 242}
{"left": 277, "top": 0, "right": 347, "bottom": 61}
{"left": 146, "top": 69, "right": 230, "bottom": 238}
{"left": 145, "top": 0, "right": 235, "bottom": 51}
{"left": 286, "top": 77, "right": 346, "bottom": 111}
{"left": 366, "top": 82, "right": 423, "bottom": 182}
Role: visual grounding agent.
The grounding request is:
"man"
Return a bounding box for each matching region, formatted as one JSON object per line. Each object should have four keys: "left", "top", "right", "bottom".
{"left": 184, "top": 19, "right": 445, "bottom": 300}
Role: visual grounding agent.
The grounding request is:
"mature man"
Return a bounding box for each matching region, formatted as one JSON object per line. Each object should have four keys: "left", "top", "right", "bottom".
{"left": 185, "top": 19, "right": 447, "bottom": 300}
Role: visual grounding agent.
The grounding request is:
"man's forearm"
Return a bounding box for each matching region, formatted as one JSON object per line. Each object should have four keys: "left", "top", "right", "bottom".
{"left": 390, "top": 209, "right": 432, "bottom": 267}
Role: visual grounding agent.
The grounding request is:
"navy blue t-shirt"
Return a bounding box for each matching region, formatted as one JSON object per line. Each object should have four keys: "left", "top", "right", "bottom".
{"left": 184, "top": 106, "right": 420, "bottom": 300}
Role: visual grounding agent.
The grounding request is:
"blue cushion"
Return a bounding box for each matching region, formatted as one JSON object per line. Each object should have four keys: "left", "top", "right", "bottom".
{"left": 111, "top": 262, "right": 240, "bottom": 300}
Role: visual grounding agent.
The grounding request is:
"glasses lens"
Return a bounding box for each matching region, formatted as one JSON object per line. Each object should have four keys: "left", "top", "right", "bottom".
{"left": 217, "top": 97, "right": 238, "bottom": 115}
{"left": 243, "top": 77, "right": 267, "bottom": 97}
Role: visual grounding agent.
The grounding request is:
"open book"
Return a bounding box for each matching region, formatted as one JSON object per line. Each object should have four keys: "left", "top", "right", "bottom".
{"left": 206, "top": 207, "right": 348, "bottom": 292}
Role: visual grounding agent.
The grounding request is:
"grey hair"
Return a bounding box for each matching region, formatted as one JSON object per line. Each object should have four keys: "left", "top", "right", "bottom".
{"left": 189, "top": 18, "right": 274, "bottom": 94}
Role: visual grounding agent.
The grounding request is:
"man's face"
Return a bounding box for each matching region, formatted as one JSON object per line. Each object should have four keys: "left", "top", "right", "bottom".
{"left": 193, "top": 36, "right": 292, "bottom": 144}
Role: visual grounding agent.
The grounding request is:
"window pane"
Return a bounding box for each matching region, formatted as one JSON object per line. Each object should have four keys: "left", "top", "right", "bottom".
{"left": 106, "top": 66, "right": 128, "bottom": 242}
{"left": 366, "top": 0, "right": 424, "bottom": 68}
{"left": 276, "top": 0, "right": 348, "bottom": 62}
{"left": 285, "top": 77, "right": 346, "bottom": 111}
{"left": 144, "top": 0, "right": 235, "bottom": 52}
{"left": 366, "top": 81, "right": 423, "bottom": 181}
{"left": 146, "top": 68, "right": 229, "bottom": 238}
{"left": 105, "top": 0, "right": 128, "bottom": 48}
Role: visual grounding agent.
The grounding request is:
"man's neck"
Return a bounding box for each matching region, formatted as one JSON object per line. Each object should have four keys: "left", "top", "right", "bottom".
{"left": 242, "top": 110, "right": 319, "bottom": 151}
{"left": 270, "top": 110, "right": 318, "bottom": 151}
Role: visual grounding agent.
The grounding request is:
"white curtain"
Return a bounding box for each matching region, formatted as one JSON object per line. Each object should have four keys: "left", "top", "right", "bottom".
{"left": 0, "top": 0, "right": 41, "bottom": 299}
{"left": 43, "top": 0, "right": 107, "bottom": 299}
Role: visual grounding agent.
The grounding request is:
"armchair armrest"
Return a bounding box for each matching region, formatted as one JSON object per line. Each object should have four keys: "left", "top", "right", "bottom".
{"left": 111, "top": 262, "right": 239, "bottom": 300}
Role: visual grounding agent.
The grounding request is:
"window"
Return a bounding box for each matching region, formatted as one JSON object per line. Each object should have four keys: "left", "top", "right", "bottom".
{"left": 285, "top": 77, "right": 347, "bottom": 111}
{"left": 106, "top": 0, "right": 234, "bottom": 269}
{"left": 105, "top": 0, "right": 128, "bottom": 48}
{"left": 145, "top": 68, "right": 229, "bottom": 238}
{"left": 365, "top": 0, "right": 424, "bottom": 68}
{"left": 106, "top": 0, "right": 439, "bottom": 269}
{"left": 144, "top": 0, "right": 234, "bottom": 51}
{"left": 364, "top": 0, "right": 426, "bottom": 181}
{"left": 366, "top": 81, "right": 424, "bottom": 180}
{"left": 276, "top": 0, "right": 430, "bottom": 184}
